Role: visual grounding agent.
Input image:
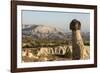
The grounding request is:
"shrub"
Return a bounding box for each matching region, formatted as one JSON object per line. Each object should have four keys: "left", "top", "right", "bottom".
{"left": 84, "top": 41, "right": 90, "bottom": 46}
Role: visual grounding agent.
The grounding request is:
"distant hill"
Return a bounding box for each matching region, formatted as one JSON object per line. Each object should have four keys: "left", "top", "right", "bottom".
{"left": 22, "top": 24, "right": 67, "bottom": 40}
{"left": 22, "top": 24, "right": 90, "bottom": 41}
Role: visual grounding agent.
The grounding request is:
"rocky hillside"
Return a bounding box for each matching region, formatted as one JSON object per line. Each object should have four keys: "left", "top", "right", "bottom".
{"left": 22, "top": 24, "right": 67, "bottom": 40}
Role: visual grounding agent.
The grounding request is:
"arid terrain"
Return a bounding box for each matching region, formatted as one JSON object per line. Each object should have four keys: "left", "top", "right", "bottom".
{"left": 22, "top": 45, "right": 89, "bottom": 62}
{"left": 22, "top": 24, "right": 90, "bottom": 62}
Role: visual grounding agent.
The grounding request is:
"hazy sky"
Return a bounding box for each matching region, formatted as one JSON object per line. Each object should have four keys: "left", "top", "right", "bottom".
{"left": 22, "top": 10, "right": 90, "bottom": 32}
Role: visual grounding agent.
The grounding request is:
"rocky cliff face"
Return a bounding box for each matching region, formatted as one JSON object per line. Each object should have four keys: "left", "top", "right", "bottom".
{"left": 22, "top": 24, "right": 67, "bottom": 40}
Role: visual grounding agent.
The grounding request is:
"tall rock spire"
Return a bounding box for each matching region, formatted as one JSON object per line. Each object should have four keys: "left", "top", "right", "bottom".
{"left": 70, "top": 19, "right": 88, "bottom": 60}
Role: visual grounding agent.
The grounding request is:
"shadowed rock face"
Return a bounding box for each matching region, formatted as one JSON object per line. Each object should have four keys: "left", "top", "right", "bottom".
{"left": 70, "top": 19, "right": 88, "bottom": 60}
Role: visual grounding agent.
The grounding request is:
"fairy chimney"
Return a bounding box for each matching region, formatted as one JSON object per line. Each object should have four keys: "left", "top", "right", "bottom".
{"left": 70, "top": 19, "right": 85, "bottom": 60}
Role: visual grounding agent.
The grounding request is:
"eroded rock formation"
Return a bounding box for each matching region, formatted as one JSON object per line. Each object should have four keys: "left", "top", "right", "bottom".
{"left": 70, "top": 19, "right": 89, "bottom": 60}
{"left": 37, "top": 46, "right": 72, "bottom": 57}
